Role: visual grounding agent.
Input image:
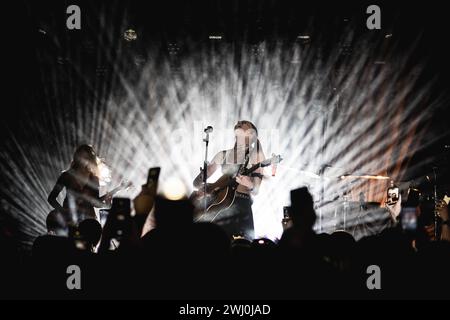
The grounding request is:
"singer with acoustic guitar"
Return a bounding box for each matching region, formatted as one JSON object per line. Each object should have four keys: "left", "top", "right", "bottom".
{"left": 192, "top": 121, "right": 268, "bottom": 240}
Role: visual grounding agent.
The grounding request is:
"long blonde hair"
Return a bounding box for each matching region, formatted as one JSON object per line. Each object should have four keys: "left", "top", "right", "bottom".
{"left": 70, "top": 144, "right": 100, "bottom": 177}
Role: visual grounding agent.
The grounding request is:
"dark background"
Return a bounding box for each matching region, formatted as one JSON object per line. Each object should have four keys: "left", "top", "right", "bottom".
{"left": 2, "top": 1, "right": 450, "bottom": 248}
{"left": 6, "top": 0, "right": 449, "bottom": 171}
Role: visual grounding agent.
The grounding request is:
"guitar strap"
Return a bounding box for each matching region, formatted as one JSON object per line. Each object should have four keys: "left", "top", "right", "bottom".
{"left": 244, "top": 148, "right": 250, "bottom": 169}
{"left": 239, "top": 148, "right": 250, "bottom": 175}
{"left": 228, "top": 147, "right": 250, "bottom": 174}
{"left": 222, "top": 150, "right": 227, "bottom": 165}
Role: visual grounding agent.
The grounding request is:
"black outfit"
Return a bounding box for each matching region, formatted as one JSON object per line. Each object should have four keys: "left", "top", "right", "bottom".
{"left": 195, "top": 148, "right": 259, "bottom": 240}
{"left": 214, "top": 192, "right": 255, "bottom": 240}
{"left": 215, "top": 149, "right": 256, "bottom": 240}
{"left": 50, "top": 170, "right": 100, "bottom": 222}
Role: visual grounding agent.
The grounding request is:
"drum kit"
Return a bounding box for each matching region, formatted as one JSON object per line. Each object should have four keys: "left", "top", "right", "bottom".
{"left": 317, "top": 171, "right": 390, "bottom": 235}
{"left": 289, "top": 163, "right": 450, "bottom": 238}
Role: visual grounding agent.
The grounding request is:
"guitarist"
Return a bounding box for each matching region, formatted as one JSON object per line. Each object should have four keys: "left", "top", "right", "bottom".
{"left": 193, "top": 120, "right": 265, "bottom": 240}
{"left": 47, "top": 145, "right": 112, "bottom": 223}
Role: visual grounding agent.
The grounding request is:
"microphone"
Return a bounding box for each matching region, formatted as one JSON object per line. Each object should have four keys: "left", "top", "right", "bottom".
{"left": 204, "top": 126, "right": 213, "bottom": 133}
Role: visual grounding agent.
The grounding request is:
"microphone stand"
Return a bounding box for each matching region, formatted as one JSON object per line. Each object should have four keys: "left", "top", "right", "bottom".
{"left": 319, "top": 167, "right": 325, "bottom": 233}
{"left": 202, "top": 130, "right": 211, "bottom": 216}
{"left": 433, "top": 166, "right": 438, "bottom": 240}
{"left": 319, "top": 164, "right": 331, "bottom": 233}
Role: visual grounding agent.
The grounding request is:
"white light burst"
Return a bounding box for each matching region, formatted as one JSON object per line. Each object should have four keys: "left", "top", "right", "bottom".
{"left": 0, "top": 11, "right": 445, "bottom": 248}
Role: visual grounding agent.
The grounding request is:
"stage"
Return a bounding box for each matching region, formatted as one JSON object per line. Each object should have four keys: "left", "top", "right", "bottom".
{"left": 1, "top": 0, "right": 450, "bottom": 301}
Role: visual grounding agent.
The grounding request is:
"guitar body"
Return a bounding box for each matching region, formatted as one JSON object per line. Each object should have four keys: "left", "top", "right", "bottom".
{"left": 205, "top": 186, "right": 237, "bottom": 221}
{"left": 46, "top": 181, "right": 132, "bottom": 231}
{"left": 46, "top": 209, "right": 75, "bottom": 228}
{"left": 191, "top": 175, "right": 239, "bottom": 221}
{"left": 191, "top": 154, "right": 283, "bottom": 222}
{"left": 62, "top": 193, "right": 97, "bottom": 221}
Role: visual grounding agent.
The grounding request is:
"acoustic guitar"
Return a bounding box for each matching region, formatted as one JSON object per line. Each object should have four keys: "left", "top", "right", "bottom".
{"left": 191, "top": 154, "right": 282, "bottom": 222}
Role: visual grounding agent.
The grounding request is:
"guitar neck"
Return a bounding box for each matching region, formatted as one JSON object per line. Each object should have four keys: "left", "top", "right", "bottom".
{"left": 243, "top": 159, "right": 273, "bottom": 175}
{"left": 101, "top": 185, "right": 124, "bottom": 199}
{"left": 244, "top": 163, "right": 262, "bottom": 175}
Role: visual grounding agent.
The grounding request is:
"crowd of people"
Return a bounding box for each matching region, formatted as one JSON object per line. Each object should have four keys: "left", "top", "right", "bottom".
{"left": 1, "top": 140, "right": 450, "bottom": 300}
{"left": 1, "top": 177, "right": 450, "bottom": 299}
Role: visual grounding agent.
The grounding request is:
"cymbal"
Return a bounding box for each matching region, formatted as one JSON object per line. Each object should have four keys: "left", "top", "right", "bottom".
{"left": 299, "top": 170, "right": 321, "bottom": 179}
{"left": 339, "top": 174, "right": 390, "bottom": 180}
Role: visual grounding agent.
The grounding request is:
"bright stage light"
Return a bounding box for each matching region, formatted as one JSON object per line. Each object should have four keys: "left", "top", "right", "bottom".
{"left": 0, "top": 12, "right": 445, "bottom": 248}
{"left": 97, "top": 160, "right": 112, "bottom": 187}
{"left": 162, "top": 177, "right": 188, "bottom": 201}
